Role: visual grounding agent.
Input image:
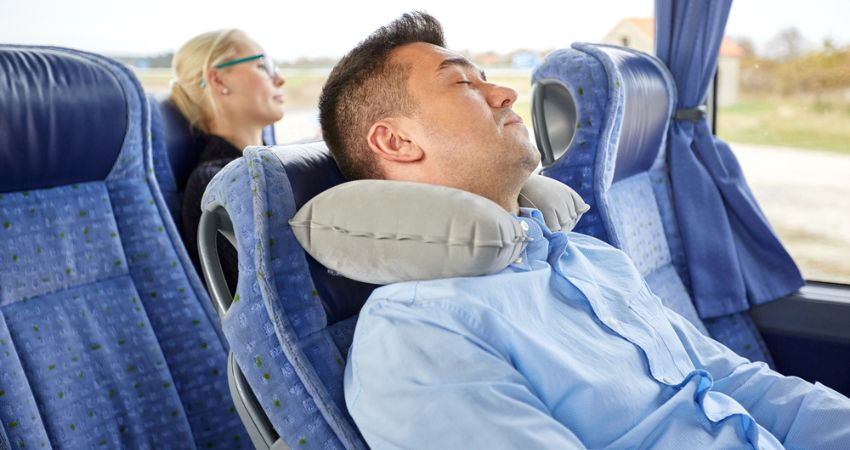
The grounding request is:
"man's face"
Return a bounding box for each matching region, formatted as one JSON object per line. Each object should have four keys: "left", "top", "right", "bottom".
{"left": 389, "top": 43, "right": 540, "bottom": 201}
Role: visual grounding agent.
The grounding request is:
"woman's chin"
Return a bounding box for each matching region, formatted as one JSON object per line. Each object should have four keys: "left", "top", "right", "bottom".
{"left": 269, "top": 108, "right": 285, "bottom": 123}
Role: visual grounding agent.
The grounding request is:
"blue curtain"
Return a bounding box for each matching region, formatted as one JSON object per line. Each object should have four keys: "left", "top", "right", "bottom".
{"left": 655, "top": 0, "right": 804, "bottom": 319}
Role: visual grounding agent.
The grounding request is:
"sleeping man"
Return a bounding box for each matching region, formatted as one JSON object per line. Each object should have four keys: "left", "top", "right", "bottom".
{"left": 317, "top": 11, "right": 850, "bottom": 449}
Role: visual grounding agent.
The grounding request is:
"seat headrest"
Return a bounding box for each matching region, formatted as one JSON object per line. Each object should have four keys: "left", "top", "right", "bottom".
{"left": 0, "top": 45, "right": 128, "bottom": 193}
{"left": 269, "top": 141, "right": 345, "bottom": 209}
{"left": 531, "top": 44, "right": 676, "bottom": 183}
{"left": 270, "top": 142, "right": 378, "bottom": 322}
{"left": 603, "top": 45, "right": 674, "bottom": 182}
{"left": 532, "top": 78, "right": 578, "bottom": 166}
{"left": 153, "top": 97, "right": 204, "bottom": 191}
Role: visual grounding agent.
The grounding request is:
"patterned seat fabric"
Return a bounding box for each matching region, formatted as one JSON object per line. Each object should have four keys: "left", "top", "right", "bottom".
{"left": 148, "top": 94, "right": 182, "bottom": 223}
{"left": 532, "top": 43, "right": 774, "bottom": 365}
{"left": 202, "top": 142, "right": 371, "bottom": 449}
{"left": 0, "top": 45, "right": 249, "bottom": 449}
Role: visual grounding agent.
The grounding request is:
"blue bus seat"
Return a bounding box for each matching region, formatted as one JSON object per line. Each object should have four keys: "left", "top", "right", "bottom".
{"left": 531, "top": 43, "right": 774, "bottom": 365}
{"left": 148, "top": 94, "right": 183, "bottom": 224}
{"left": 0, "top": 45, "right": 249, "bottom": 448}
{"left": 199, "top": 142, "right": 371, "bottom": 449}
{"left": 149, "top": 95, "right": 277, "bottom": 228}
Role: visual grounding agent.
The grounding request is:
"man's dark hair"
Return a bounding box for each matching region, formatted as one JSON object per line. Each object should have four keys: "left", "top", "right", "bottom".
{"left": 319, "top": 12, "right": 445, "bottom": 180}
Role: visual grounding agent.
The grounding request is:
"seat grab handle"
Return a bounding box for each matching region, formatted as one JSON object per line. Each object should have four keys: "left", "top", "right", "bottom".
{"left": 198, "top": 204, "right": 237, "bottom": 317}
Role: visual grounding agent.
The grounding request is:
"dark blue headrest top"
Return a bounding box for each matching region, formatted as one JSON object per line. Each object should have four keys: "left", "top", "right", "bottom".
{"left": 155, "top": 98, "right": 204, "bottom": 191}
{"left": 600, "top": 46, "right": 672, "bottom": 182}
{"left": 0, "top": 46, "right": 127, "bottom": 193}
{"left": 278, "top": 144, "right": 377, "bottom": 324}
{"left": 154, "top": 97, "right": 278, "bottom": 192}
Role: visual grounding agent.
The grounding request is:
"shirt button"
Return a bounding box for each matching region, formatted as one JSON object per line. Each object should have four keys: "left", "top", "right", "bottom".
{"left": 514, "top": 257, "right": 523, "bottom": 264}
{"left": 609, "top": 319, "right": 620, "bottom": 328}
{"left": 662, "top": 377, "right": 673, "bottom": 384}
{"left": 520, "top": 221, "right": 529, "bottom": 231}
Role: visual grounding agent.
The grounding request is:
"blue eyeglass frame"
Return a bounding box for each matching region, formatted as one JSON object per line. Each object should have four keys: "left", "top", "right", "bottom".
{"left": 200, "top": 53, "right": 278, "bottom": 88}
{"left": 219, "top": 53, "right": 277, "bottom": 76}
{"left": 214, "top": 53, "right": 266, "bottom": 69}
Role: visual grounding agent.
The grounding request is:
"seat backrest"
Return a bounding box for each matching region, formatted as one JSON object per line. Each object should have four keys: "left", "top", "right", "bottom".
{"left": 200, "top": 142, "right": 371, "bottom": 449}
{"left": 149, "top": 95, "right": 277, "bottom": 227}
{"left": 531, "top": 44, "right": 773, "bottom": 364}
{"left": 148, "top": 93, "right": 183, "bottom": 222}
{"left": 0, "top": 45, "right": 249, "bottom": 448}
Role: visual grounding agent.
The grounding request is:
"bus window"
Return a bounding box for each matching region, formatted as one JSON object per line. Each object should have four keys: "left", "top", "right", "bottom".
{"left": 108, "top": 3, "right": 655, "bottom": 146}
{"left": 721, "top": 2, "right": 850, "bottom": 284}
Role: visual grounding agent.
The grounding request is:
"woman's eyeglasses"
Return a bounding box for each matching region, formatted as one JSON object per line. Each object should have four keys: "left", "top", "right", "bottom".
{"left": 200, "top": 53, "right": 278, "bottom": 87}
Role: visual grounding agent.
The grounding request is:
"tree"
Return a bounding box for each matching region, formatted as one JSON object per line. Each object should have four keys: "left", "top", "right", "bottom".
{"left": 767, "top": 27, "right": 807, "bottom": 60}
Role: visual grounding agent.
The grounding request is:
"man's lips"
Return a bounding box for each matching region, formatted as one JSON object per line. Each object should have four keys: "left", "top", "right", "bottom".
{"left": 273, "top": 94, "right": 285, "bottom": 103}
{"left": 503, "top": 114, "right": 524, "bottom": 126}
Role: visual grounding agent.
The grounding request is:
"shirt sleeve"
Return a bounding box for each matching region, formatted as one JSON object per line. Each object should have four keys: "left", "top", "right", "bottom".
{"left": 663, "top": 306, "right": 850, "bottom": 448}
{"left": 345, "top": 298, "right": 586, "bottom": 449}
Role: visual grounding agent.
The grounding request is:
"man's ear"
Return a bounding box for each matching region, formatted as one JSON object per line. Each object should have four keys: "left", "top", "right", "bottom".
{"left": 367, "top": 119, "right": 424, "bottom": 163}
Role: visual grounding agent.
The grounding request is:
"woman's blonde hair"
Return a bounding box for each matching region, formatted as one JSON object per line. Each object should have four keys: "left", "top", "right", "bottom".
{"left": 169, "top": 29, "right": 247, "bottom": 133}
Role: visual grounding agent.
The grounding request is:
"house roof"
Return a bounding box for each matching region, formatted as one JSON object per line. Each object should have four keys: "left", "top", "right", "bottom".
{"left": 621, "top": 17, "right": 744, "bottom": 57}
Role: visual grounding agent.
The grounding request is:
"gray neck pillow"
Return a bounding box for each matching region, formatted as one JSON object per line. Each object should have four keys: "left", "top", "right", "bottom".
{"left": 289, "top": 174, "right": 589, "bottom": 284}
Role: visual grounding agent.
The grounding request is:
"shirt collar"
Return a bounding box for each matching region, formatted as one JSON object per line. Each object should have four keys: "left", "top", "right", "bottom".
{"left": 516, "top": 208, "right": 569, "bottom": 266}
{"left": 514, "top": 208, "right": 549, "bottom": 264}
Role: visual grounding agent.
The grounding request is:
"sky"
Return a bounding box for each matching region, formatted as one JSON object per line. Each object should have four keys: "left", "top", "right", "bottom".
{"left": 1, "top": 0, "right": 849, "bottom": 60}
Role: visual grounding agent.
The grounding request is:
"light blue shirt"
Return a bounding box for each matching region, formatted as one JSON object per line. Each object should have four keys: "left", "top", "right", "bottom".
{"left": 345, "top": 209, "right": 850, "bottom": 449}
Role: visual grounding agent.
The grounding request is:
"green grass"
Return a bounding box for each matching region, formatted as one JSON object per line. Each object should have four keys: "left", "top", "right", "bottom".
{"left": 717, "top": 98, "right": 850, "bottom": 154}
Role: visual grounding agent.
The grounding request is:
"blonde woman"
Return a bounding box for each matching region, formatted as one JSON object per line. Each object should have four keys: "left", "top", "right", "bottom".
{"left": 170, "top": 29, "right": 284, "bottom": 285}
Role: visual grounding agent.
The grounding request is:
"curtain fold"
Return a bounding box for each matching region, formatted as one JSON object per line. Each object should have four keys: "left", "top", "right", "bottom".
{"left": 655, "top": 0, "right": 803, "bottom": 318}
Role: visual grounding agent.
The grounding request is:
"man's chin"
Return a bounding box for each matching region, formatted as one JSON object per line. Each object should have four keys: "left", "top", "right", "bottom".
{"left": 518, "top": 140, "right": 542, "bottom": 172}
{"left": 522, "top": 155, "right": 541, "bottom": 173}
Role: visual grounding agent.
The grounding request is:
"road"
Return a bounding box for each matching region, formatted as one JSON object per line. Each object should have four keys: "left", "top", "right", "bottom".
{"left": 732, "top": 143, "right": 850, "bottom": 284}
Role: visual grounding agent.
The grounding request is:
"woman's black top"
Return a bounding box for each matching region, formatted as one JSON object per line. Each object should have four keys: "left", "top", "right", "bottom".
{"left": 180, "top": 134, "right": 241, "bottom": 294}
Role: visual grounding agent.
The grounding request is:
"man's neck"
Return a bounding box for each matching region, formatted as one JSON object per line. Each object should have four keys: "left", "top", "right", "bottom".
{"left": 487, "top": 185, "right": 522, "bottom": 215}
{"left": 490, "top": 176, "right": 526, "bottom": 215}
{"left": 498, "top": 197, "right": 521, "bottom": 215}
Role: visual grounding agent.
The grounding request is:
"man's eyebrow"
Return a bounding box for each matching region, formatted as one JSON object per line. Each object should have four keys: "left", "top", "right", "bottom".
{"left": 437, "top": 57, "right": 487, "bottom": 81}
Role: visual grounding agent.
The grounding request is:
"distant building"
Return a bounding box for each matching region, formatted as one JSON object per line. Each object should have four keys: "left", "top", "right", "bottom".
{"left": 602, "top": 18, "right": 742, "bottom": 106}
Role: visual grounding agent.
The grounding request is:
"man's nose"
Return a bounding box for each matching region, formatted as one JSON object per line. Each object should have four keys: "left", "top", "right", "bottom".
{"left": 273, "top": 73, "right": 285, "bottom": 87}
{"left": 486, "top": 84, "right": 518, "bottom": 108}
